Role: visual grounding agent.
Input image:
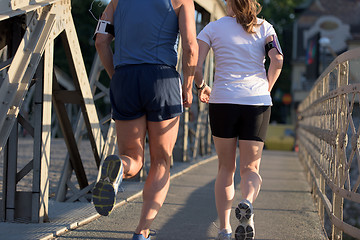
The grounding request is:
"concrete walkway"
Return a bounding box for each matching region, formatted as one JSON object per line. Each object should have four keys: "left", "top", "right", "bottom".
{"left": 50, "top": 150, "right": 326, "bottom": 240}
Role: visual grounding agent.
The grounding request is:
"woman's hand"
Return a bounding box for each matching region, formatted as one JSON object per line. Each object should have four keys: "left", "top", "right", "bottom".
{"left": 198, "top": 85, "right": 211, "bottom": 103}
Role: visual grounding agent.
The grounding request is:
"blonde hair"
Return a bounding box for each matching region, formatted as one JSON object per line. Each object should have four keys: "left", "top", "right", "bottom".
{"left": 230, "top": 0, "right": 262, "bottom": 34}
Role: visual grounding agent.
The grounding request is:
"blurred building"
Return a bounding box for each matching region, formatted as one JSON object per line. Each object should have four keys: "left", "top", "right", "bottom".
{"left": 291, "top": 0, "right": 360, "bottom": 119}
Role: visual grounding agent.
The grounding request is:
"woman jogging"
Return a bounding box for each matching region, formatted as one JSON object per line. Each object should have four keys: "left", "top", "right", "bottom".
{"left": 194, "top": 0, "right": 283, "bottom": 239}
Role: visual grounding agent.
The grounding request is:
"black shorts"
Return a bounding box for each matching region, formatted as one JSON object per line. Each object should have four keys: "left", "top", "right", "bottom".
{"left": 209, "top": 103, "right": 271, "bottom": 142}
{"left": 110, "top": 64, "right": 183, "bottom": 122}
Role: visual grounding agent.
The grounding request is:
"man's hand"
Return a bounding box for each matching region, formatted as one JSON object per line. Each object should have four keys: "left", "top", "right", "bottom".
{"left": 182, "top": 87, "right": 193, "bottom": 108}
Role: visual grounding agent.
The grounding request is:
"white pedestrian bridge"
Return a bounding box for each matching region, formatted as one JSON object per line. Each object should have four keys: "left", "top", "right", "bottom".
{"left": 0, "top": 1, "right": 359, "bottom": 239}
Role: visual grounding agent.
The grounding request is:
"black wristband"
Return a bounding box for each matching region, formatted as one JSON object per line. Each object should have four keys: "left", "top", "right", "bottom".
{"left": 195, "top": 81, "right": 206, "bottom": 90}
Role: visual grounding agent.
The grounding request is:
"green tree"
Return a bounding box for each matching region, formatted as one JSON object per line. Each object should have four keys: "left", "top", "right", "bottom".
{"left": 259, "top": 0, "right": 305, "bottom": 33}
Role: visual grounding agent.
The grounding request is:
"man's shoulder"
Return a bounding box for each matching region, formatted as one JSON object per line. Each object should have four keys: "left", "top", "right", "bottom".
{"left": 172, "top": 0, "right": 193, "bottom": 6}
{"left": 171, "top": 0, "right": 194, "bottom": 15}
{"left": 178, "top": 0, "right": 193, "bottom": 4}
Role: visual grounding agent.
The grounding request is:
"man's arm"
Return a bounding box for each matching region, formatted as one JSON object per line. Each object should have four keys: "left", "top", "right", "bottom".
{"left": 178, "top": 0, "right": 198, "bottom": 108}
{"left": 94, "top": 0, "right": 117, "bottom": 78}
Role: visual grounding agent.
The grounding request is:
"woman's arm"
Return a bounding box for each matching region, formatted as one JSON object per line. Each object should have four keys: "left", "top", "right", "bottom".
{"left": 266, "top": 35, "right": 283, "bottom": 92}
{"left": 194, "top": 40, "right": 210, "bottom": 87}
{"left": 194, "top": 40, "right": 211, "bottom": 103}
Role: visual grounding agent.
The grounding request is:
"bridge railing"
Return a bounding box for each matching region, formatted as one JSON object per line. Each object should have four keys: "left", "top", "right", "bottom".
{"left": 297, "top": 48, "right": 360, "bottom": 240}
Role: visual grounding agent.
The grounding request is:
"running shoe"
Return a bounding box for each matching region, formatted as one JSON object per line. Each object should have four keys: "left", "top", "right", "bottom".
{"left": 92, "top": 155, "right": 123, "bottom": 216}
{"left": 235, "top": 199, "right": 255, "bottom": 240}
{"left": 132, "top": 230, "right": 156, "bottom": 240}
{"left": 216, "top": 229, "right": 232, "bottom": 240}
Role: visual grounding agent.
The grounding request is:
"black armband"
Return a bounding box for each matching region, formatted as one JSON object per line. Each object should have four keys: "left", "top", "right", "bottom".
{"left": 93, "top": 20, "right": 115, "bottom": 40}
{"left": 265, "top": 35, "right": 283, "bottom": 56}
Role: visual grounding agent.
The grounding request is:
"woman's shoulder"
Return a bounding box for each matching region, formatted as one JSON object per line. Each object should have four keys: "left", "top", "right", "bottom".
{"left": 257, "top": 18, "right": 273, "bottom": 28}
{"left": 206, "top": 16, "right": 234, "bottom": 29}
{"left": 200, "top": 17, "right": 221, "bottom": 31}
{"left": 218, "top": 16, "right": 234, "bottom": 23}
{"left": 256, "top": 18, "right": 276, "bottom": 35}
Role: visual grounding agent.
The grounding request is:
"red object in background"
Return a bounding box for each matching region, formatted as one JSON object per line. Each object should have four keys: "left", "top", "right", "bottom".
{"left": 282, "top": 93, "right": 292, "bottom": 105}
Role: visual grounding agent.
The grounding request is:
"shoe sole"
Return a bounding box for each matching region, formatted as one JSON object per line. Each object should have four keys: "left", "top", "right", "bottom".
{"left": 93, "top": 156, "right": 122, "bottom": 216}
{"left": 235, "top": 224, "right": 254, "bottom": 240}
{"left": 235, "top": 202, "right": 254, "bottom": 240}
{"left": 235, "top": 202, "right": 252, "bottom": 221}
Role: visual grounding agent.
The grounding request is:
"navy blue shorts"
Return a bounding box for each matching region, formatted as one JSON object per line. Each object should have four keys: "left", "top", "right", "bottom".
{"left": 209, "top": 104, "right": 271, "bottom": 142}
{"left": 110, "top": 64, "right": 183, "bottom": 122}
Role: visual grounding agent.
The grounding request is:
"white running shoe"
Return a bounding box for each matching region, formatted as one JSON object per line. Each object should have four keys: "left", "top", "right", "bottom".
{"left": 235, "top": 199, "right": 255, "bottom": 240}
{"left": 92, "top": 155, "right": 124, "bottom": 216}
{"left": 216, "top": 229, "right": 232, "bottom": 240}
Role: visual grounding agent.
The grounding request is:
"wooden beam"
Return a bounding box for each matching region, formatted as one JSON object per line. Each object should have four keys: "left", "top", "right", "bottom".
{"left": 60, "top": 25, "right": 103, "bottom": 167}
{"left": 17, "top": 114, "right": 34, "bottom": 137}
{"left": 66, "top": 181, "right": 95, "bottom": 203}
{"left": 3, "top": 122, "right": 18, "bottom": 221}
{"left": 0, "top": 4, "right": 54, "bottom": 153}
{"left": 52, "top": 90, "right": 83, "bottom": 104}
{"left": 52, "top": 75, "right": 89, "bottom": 189}
{"left": 16, "top": 159, "right": 33, "bottom": 184}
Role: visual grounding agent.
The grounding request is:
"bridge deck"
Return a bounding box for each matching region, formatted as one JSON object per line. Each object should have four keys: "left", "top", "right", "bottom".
{"left": 0, "top": 142, "right": 326, "bottom": 240}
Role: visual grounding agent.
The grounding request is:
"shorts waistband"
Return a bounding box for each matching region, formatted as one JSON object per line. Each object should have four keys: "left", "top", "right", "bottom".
{"left": 115, "top": 63, "right": 176, "bottom": 70}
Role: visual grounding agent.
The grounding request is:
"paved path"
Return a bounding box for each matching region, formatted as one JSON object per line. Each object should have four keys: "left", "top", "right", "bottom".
{"left": 53, "top": 150, "right": 326, "bottom": 240}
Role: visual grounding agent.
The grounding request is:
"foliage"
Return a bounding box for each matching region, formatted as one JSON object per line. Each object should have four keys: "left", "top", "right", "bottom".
{"left": 259, "top": 0, "right": 306, "bottom": 34}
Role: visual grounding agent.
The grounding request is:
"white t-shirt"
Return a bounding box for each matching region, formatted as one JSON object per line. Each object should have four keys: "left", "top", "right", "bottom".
{"left": 197, "top": 16, "right": 277, "bottom": 105}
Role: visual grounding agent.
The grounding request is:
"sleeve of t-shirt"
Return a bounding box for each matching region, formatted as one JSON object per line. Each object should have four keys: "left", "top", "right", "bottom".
{"left": 265, "top": 20, "right": 277, "bottom": 38}
{"left": 197, "top": 23, "right": 212, "bottom": 47}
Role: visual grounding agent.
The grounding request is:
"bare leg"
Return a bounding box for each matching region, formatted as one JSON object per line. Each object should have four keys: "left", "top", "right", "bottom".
{"left": 238, "top": 140, "right": 264, "bottom": 203}
{"left": 115, "top": 116, "right": 147, "bottom": 179}
{"left": 135, "top": 116, "right": 180, "bottom": 237}
{"left": 213, "top": 136, "right": 237, "bottom": 231}
{"left": 92, "top": 116, "right": 146, "bottom": 216}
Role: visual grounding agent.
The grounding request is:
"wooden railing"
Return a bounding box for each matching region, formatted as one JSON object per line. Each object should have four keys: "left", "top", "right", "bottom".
{"left": 297, "top": 48, "right": 360, "bottom": 240}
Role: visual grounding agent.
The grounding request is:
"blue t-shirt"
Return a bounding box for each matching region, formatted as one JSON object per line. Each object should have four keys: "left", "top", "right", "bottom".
{"left": 113, "top": 0, "right": 179, "bottom": 68}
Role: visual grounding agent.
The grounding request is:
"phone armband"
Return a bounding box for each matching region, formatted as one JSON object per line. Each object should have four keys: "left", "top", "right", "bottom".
{"left": 93, "top": 19, "right": 115, "bottom": 40}
{"left": 265, "top": 35, "right": 283, "bottom": 56}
